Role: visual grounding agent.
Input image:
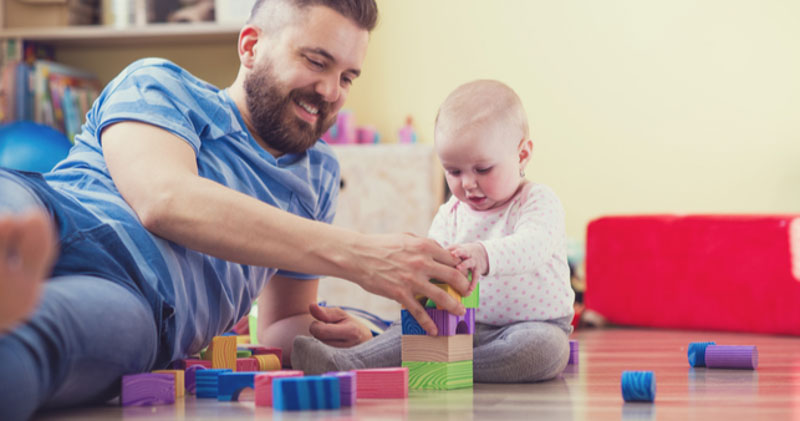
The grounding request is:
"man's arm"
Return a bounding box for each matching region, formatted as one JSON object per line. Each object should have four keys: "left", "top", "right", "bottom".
{"left": 101, "top": 121, "right": 469, "bottom": 335}
{"left": 256, "top": 274, "right": 317, "bottom": 366}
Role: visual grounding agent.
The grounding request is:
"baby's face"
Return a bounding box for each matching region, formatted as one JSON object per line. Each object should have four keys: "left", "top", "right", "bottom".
{"left": 436, "top": 121, "right": 524, "bottom": 211}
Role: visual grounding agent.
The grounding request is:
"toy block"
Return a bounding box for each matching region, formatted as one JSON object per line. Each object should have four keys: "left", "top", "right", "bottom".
{"left": 568, "top": 340, "right": 579, "bottom": 365}
{"left": 237, "top": 349, "right": 252, "bottom": 358}
{"left": 237, "top": 335, "right": 250, "bottom": 345}
{"left": 621, "top": 371, "right": 656, "bottom": 402}
{"left": 585, "top": 215, "right": 800, "bottom": 335}
{"left": 172, "top": 358, "right": 211, "bottom": 370}
{"left": 206, "top": 336, "right": 237, "bottom": 371}
{"left": 688, "top": 341, "right": 716, "bottom": 367}
{"left": 254, "top": 370, "right": 304, "bottom": 407}
{"left": 353, "top": 367, "right": 408, "bottom": 399}
{"left": 218, "top": 372, "right": 258, "bottom": 401}
{"left": 239, "top": 344, "right": 283, "bottom": 362}
{"left": 403, "top": 360, "right": 473, "bottom": 390}
{"left": 121, "top": 373, "right": 175, "bottom": 407}
{"left": 184, "top": 364, "right": 207, "bottom": 395}
{"left": 152, "top": 370, "right": 185, "bottom": 398}
{"left": 401, "top": 308, "right": 475, "bottom": 336}
{"left": 236, "top": 357, "right": 260, "bottom": 372}
{"left": 254, "top": 353, "right": 282, "bottom": 371}
{"left": 705, "top": 345, "right": 759, "bottom": 369}
{"left": 324, "top": 371, "right": 356, "bottom": 407}
{"left": 195, "top": 368, "right": 232, "bottom": 398}
{"left": 402, "top": 334, "right": 473, "bottom": 362}
{"left": 424, "top": 274, "right": 479, "bottom": 309}
{"left": 272, "top": 376, "right": 341, "bottom": 411}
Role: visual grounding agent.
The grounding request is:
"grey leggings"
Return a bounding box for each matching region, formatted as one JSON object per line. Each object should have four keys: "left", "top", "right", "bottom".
{"left": 321, "top": 317, "right": 572, "bottom": 383}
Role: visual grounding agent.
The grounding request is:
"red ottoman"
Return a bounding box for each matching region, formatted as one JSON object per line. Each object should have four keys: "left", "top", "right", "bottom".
{"left": 585, "top": 215, "right": 800, "bottom": 335}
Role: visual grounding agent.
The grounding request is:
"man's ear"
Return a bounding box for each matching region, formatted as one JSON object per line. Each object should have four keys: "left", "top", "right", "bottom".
{"left": 238, "top": 25, "right": 262, "bottom": 69}
{"left": 518, "top": 138, "right": 533, "bottom": 166}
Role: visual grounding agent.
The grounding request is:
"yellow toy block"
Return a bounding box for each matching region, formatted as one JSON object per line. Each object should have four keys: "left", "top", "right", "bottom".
{"left": 254, "top": 353, "right": 282, "bottom": 371}
{"left": 152, "top": 369, "right": 185, "bottom": 398}
{"left": 236, "top": 335, "right": 250, "bottom": 345}
{"left": 205, "top": 336, "right": 238, "bottom": 371}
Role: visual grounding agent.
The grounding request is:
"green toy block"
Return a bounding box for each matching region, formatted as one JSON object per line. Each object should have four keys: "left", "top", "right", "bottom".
{"left": 402, "top": 360, "right": 473, "bottom": 390}
{"left": 236, "top": 349, "right": 252, "bottom": 358}
{"left": 248, "top": 301, "right": 259, "bottom": 345}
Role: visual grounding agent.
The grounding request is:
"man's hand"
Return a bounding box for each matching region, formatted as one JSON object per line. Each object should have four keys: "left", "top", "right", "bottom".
{"left": 447, "top": 242, "right": 487, "bottom": 294}
{"left": 348, "top": 233, "right": 469, "bottom": 336}
{"left": 0, "top": 211, "right": 57, "bottom": 333}
{"left": 307, "top": 303, "right": 372, "bottom": 347}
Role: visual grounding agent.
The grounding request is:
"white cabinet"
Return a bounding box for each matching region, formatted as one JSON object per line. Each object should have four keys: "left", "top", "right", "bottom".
{"left": 317, "top": 144, "right": 445, "bottom": 321}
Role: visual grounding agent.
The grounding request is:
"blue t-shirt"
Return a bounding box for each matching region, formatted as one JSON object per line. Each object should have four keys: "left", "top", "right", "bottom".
{"left": 44, "top": 58, "right": 340, "bottom": 361}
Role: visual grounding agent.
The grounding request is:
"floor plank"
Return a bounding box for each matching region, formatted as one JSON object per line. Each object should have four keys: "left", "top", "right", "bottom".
{"left": 34, "top": 327, "right": 800, "bottom": 420}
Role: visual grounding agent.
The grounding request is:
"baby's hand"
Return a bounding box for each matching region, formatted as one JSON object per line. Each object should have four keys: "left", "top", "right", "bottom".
{"left": 446, "top": 242, "right": 488, "bottom": 294}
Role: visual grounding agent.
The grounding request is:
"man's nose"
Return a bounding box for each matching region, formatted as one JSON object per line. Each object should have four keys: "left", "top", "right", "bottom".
{"left": 315, "top": 74, "right": 341, "bottom": 103}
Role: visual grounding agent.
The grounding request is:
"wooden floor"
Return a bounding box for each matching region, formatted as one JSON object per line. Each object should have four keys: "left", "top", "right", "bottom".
{"left": 34, "top": 327, "right": 800, "bottom": 420}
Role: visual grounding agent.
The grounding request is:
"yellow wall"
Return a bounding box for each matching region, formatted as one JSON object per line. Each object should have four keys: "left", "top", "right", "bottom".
{"left": 346, "top": 0, "right": 800, "bottom": 240}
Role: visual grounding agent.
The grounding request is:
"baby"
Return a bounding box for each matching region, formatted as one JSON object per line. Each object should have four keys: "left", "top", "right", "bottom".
{"left": 292, "top": 80, "right": 575, "bottom": 382}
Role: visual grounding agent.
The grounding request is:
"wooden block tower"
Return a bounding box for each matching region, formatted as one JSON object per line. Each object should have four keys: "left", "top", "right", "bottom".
{"left": 401, "top": 278, "right": 478, "bottom": 390}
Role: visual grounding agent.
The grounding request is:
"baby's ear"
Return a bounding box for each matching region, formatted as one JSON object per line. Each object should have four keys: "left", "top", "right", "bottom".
{"left": 518, "top": 138, "right": 533, "bottom": 164}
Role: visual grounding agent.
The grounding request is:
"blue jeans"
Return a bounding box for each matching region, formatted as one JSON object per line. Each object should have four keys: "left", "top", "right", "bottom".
{"left": 0, "top": 172, "right": 159, "bottom": 421}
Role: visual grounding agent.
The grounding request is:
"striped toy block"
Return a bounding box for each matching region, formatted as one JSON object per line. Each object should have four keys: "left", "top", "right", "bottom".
{"left": 353, "top": 367, "right": 408, "bottom": 399}
{"left": 121, "top": 373, "right": 175, "bottom": 407}
{"left": 253, "top": 353, "right": 282, "bottom": 371}
{"left": 218, "top": 372, "right": 258, "bottom": 401}
{"left": 152, "top": 370, "right": 185, "bottom": 398}
{"left": 206, "top": 336, "right": 238, "bottom": 371}
{"left": 401, "top": 309, "right": 475, "bottom": 336}
{"left": 402, "top": 334, "right": 473, "bottom": 362}
{"left": 403, "top": 360, "right": 473, "bottom": 390}
{"left": 254, "top": 370, "right": 304, "bottom": 407}
{"left": 184, "top": 364, "right": 207, "bottom": 395}
{"left": 236, "top": 357, "right": 260, "bottom": 372}
{"left": 323, "top": 371, "right": 356, "bottom": 407}
{"left": 195, "top": 369, "right": 232, "bottom": 398}
{"left": 272, "top": 376, "right": 341, "bottom": 411}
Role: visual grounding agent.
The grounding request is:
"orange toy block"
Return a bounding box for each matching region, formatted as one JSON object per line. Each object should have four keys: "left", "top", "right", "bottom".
{"left": 206, "top": 336, "right": 238, "bottom": 371}
{"left": 152, "top": 369, "right": 185, "bottom": 398}
{"left": 253, "top": 354, "right": 281, "bottom": 371}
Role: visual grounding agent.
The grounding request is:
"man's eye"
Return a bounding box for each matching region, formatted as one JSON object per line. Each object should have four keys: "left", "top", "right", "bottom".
{"left": 306, "top": 58, "right": 324, "bottom": 68}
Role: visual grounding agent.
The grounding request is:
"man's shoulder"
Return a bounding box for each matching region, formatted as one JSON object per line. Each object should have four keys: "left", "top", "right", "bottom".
{"left": 109, "top": 58, "right": 218, "bottom": 94}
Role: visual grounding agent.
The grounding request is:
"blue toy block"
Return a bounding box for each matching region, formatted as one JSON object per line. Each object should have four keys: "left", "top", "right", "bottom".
{"left": 218, "top": 372, "right": 258, "bottom": 401}
{"left": 195, "top": 369, "right": 232, "bottom": 398}
{"left": 272, "top": 376, "right": 341, "bottom": 411}
{"left": 401, "top": 310, "right": 426, "bottom": 335}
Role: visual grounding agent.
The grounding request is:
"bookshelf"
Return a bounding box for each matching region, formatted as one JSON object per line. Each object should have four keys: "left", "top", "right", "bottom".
{"left": 0, "top": 22, "right": 241, "bottom": 47}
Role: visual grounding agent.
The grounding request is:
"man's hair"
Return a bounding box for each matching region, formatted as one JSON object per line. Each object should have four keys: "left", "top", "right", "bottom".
{"left": 248, "top": 0, "right": 378, "bottom": 32}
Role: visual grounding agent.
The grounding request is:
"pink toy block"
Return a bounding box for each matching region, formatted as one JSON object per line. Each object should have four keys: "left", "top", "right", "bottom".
{"left": 121, "top": 373, "right": 175, "bottom": 407}
{"left": 254, "top": 370, "right": 304, "bottom": 407}
{"left": 353, "top": 367, "right": 408, "bottom": 399}
{"left": 236, "top": 357, "right": 260, "bottom": 372}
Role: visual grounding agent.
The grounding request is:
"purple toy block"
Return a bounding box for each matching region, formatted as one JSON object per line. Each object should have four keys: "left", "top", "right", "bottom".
{"left": 324, "top": 371, "right": 356, "bottom": 407}
{"left": 705, "top": 345, "right": 758, "bottom": 370}
{"left": 568, "top": 340, "right": 579, "bottom": 365}
{"left": 121, "top": 373, "right": 175, "bottom": 407}
{"left": 184, "top": 364, "right": 207, "bottom": 395}
{"left": 428, "top": 308, "right": 475, "bottom": 336}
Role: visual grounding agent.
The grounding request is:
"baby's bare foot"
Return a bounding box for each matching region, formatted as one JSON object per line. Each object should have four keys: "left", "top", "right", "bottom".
{"left": 0, "top": 211, "right": 57, "bottom": 333}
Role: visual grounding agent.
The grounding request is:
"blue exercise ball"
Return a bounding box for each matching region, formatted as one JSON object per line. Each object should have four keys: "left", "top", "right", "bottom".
{"left": 0, "top": 121, "right": 72, "bottom": 173}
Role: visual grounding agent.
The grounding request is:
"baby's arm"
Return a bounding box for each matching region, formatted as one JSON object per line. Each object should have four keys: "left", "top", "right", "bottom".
{"left": 481, "top": 185, "right": 566, "bottom": 277}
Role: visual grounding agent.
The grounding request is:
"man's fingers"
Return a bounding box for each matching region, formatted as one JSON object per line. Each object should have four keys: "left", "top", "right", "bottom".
{"left": 308, "top": 303, "right": 347, "bottom": 324}
{"left": 400, "top": 296, "right": 438, "bottom": 336}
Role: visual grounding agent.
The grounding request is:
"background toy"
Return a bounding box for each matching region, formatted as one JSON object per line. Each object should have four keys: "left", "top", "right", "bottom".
{"left": 0, "top": 121, "right": 72, "bottom": 173}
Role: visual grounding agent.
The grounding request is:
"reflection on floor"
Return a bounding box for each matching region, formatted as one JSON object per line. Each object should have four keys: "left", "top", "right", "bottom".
{"left": 34, "top": 327, "right": 800, "bottom": 421}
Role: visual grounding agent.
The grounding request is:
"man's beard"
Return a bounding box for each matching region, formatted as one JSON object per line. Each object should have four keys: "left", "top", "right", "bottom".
{"left": 243, "top": 64, "right": 336, "bottom": 154}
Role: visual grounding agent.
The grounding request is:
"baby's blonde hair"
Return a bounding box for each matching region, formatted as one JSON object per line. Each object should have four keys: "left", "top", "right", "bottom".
{"left": 434, "top": 79, "right": 529, "bottom": 143}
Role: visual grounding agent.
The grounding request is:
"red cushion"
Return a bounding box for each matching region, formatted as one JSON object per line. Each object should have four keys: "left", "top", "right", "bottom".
{"left": 585, "top": 215, "right": 800, "bottom": 335}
